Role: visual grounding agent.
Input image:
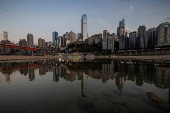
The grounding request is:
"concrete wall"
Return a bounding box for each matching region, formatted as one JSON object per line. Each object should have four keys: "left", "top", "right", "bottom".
{"left": 120, "top": 49, "right": 170, "bottom": 56}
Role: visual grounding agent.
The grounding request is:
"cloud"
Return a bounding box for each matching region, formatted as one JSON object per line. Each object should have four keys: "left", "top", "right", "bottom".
{"left": 149, "top": 13, "right": 158, "bottom": 16}
{"left": 129, "top": 4, "right": 133, "bottom": 13}
{"left": 96, "top": 18, "right": 109, "bottom": 25}
{"left": 165, "top": 17, "right": 170, "bottom": 21}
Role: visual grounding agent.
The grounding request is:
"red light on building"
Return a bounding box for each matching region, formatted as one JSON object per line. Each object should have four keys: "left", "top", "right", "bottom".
{"left": 4, "top": 31, "right": 5, "bottom": 33}
{"left": 126, "top": 30, "right": 128, "bottom": 31}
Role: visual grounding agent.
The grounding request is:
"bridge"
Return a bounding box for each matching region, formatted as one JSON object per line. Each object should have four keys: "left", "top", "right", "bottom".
{"left": 0, "top": 43, "right": 40, "bottom": 51}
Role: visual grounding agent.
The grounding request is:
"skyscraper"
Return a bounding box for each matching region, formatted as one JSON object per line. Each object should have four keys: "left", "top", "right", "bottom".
{"left": 137, "top": 25, "right": 146, "bottom": 48}
{"left": 3, "top": 31, "right": 8, "bottom": 40}
{"left": 81, "top": 14, "right": 87, "bottom": 41}
{"left": 27, "top": 33, "right": 33, "bottom": 47}
{"left": 56, "top": 36, "right": 62, "bottom": 47}
{"left": 52, "top": 31, "right": 58, "bottom": 46}
{"left": 129, "top": 31, "right": 137, "bottom": 49}
{"left": 138, "top": 25, "right": 146, "bottom": 37}
{"left": 118, "top": 18, "right": 125, "bottom": 49}
{"left": 157, "top": 22, "right": 170, "bottom": 46}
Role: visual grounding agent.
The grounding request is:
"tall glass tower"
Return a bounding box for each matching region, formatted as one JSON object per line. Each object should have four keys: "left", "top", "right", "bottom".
{"left": 81, "top": 14, "right": 87, "bottom": 41}
{"left": 52, "top": 31, "right": 58, "bottom": 46}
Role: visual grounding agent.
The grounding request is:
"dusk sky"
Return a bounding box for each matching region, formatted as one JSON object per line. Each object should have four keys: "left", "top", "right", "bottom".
{"left": 0, "top": 0, "right": 170, "bottom": 44}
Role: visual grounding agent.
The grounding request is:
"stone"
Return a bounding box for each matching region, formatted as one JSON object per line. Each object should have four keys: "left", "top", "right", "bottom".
{"left": 146, "top": 92, "right": 167, "bottom": 104}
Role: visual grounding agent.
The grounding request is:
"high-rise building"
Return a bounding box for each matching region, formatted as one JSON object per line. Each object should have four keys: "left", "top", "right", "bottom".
{"left": 52, "top": 31, "right": 58, "bottom": 46}
{"left": 19, "top": 39, "right": 27, "bottom": 46}
{"left": 81, "top": 14, "right": 87, "bottom": 41}
{"left": 157, "top": 22, "right": 170, "bottom": 46}
{"left": 88, "top": 37, "right": 95, "bottom": 45}
{"left": 63, "top": 32, "right": 68, "bottom": 38}
{"left": 102, "top": 31, "right": 115, "bottom": 51}
{"left": 119, "top": 18, "right": 125, "bottom": 36}
{"left": 129, "top": 31, "right": 137, "bottom": 49}
{"left": 103, "top": 30, "right": 107, "bottom": 39}
{"left": 137, "top": 25, "right": 146, "bottom": 48}
{"left": 68, "top": 31, "right": 76, "bottom": 43}
{"left": 56, "top": 36, "right": 62, "bottom": 47}
{"left": 145, "top": 27, "right": 158, "bottom": 48}
{"left": 19, "top": 39, "right": 27, "bottom": 53}
{"left": 61, "top": 37, "right": 66, "bottom": 47}
{"left": 118, "top": 18, "right": 125, "bottom": 49}
{"left": 117, "top": 27, "right": 120, "bottom": 39}
{"left": 77, "top": 33, "right": 81, "bottom": 39}
{"left": 38, "top": 38, "right": 45, "bottom": 48}
{"left": 125, "top": 30, "right": 130, "bottom": 37}
{"left": 107, "top": 37, "right": 114, "bottom": 51}
{"left": 27, "top": 33, "right": 33, "bottom": 47}
{"left": 3, "top": 31, "right": 8, "bottom": 40}
{"left": 138, "top": 25, "right": 146, "bottom": 37}
{"left": 1, "top": 40, "right": 11, "bottom": 54}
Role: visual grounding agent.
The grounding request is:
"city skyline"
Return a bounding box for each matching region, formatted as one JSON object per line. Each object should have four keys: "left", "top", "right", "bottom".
{"left": 0, "top": 0, "right": 170, "bottom": 44}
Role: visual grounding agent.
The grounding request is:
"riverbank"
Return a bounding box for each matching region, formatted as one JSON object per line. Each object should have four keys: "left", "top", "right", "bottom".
{"left": 95, "top": 55, "right": 170, "bottom": 63}
{"left": 0, "top": 55, "right": 170, "bottom": 63}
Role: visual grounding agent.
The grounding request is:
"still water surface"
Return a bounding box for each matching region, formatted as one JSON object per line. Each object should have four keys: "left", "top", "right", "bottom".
{"left": 0, "top": 59, "right": 170, "bottom": 113}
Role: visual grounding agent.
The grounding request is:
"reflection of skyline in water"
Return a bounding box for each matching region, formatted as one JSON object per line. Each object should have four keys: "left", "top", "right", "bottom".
{"left": 0, "top": 60, "right": 170, "bottom": 100}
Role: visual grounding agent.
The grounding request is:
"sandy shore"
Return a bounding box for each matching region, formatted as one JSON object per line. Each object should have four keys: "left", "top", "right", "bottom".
{"left": 0, "top": 55, "right": 170, "bottom": 63}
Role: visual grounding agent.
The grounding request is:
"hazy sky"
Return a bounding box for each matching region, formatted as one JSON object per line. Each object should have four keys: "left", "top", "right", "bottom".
{"left": 0, "top": 0, "right": 170, "bottom": 44}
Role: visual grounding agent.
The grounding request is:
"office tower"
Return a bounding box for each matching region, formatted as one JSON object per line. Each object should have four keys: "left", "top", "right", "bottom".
{"left": 137, "top": 25, "right": 146, "bottom": 48}
{"left": 129, "top": 31, "right": 137, "bottom": 49}
{"left": 38, "top": 38, "right": 45, "bottom": 48}
{"left": 157, "top": 22, "right": 170, "bottom": 46}
{"left": 103, "top": 30, "right": 107, "bottom": 39}
{"left": 118, "top": 18, "right": 125, "bottom": 49}
{"left": 68, "top": 31, "right": 76, "bottom": 43}
{"left": 81, "top": 14, "right": 87, "bottom": 41}
{"left": 52, "top": 31, "right": 58, "bottom": 46}
{"left": 27, "top": 33, "right": 34, "bottom": 47}
{"left": 145, "top": 27, "right": 158, "bottom": 48}
{"left": 56, "top": 36, "right": 62, "bottom": 47}
{"left": 3, "top": 31, "right": 8, "bottom": 40}
{"left": 118, "top": 18, "right": 125, "bottom": 37}
{"left": 117, "top": 27, "right": 120, "bottom": 39}
{"left": 138, "top": 25, "right": 146, "bottom": 37}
